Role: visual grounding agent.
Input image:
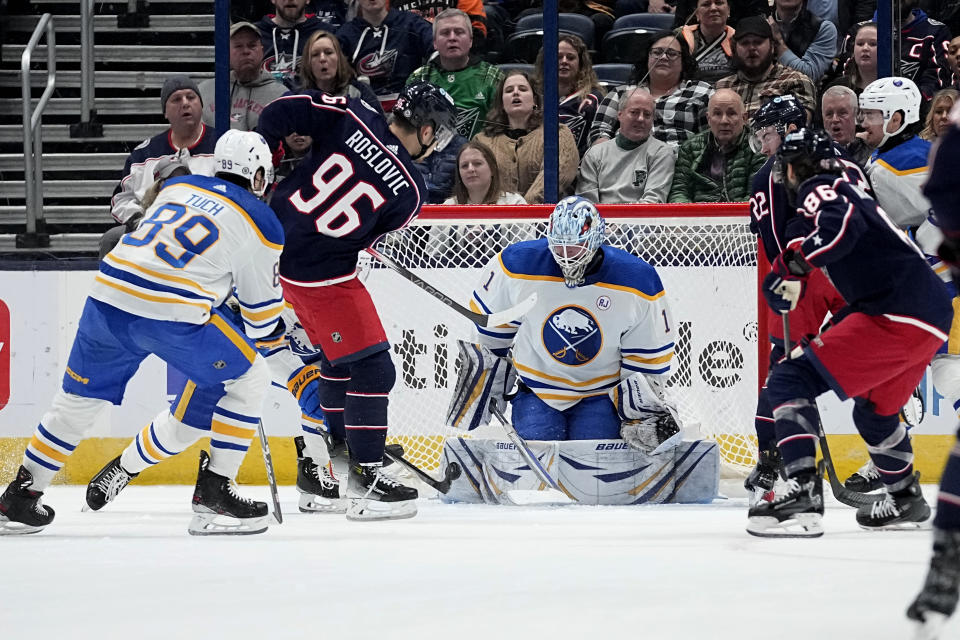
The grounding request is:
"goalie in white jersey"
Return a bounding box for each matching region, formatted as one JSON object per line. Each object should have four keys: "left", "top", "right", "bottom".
{"left": 453, "top": 196, "right": 680, "bottom": 450}
{"left": 0, "top": 130, "right": 285, "bottom": 535}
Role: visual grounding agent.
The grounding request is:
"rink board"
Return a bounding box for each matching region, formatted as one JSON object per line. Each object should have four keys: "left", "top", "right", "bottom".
{"left": 0, "top": 267, "right": 955, "bottom": 484}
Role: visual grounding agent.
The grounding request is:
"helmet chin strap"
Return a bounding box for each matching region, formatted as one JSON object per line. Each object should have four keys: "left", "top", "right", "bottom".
{"left": 879, "top": 110, "right": 908, "bottom": 148}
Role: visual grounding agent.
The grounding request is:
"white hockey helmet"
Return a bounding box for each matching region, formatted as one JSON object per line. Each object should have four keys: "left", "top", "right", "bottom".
{"left": 546, "top": 196, "right": 606, "bottom": 288}
{"left": 858, "top": 76, "right": 921, "bottom": 147}
{"left": 213, "top": 130, "right": 274, "bottom": 197}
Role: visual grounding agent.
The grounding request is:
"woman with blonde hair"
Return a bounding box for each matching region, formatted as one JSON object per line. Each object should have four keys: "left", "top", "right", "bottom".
{"left": 921, "top": 88, "right": 959, "bottom": 141}
{"left": 533, "top": 34, "right": 604, "bottom": 156}
{"left": 473, "top": 70, "right": 579, "bottom": 204}
{"left": 297, "top": 30, "right": 383, "bottom": 113}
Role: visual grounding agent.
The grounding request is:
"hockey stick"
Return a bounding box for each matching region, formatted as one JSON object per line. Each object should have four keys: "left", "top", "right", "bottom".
{"left": 489, "top": 404, "right": 575, "bottom": 504}
{"left": 364, "top": 246, "right": 537, "bottom": 327}
{"left": 383, "top": 448, "right": 462, "bottom": 494}
{"left": 256, "top": 420, "right": 283, "bottom": 524}
{"left": 780, "top": 312, "right": 881, "bottom": 508}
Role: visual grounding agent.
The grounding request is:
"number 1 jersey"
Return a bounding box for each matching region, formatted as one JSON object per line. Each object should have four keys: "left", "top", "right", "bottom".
{"left": 259, "top": 93, "right": 427, "bottom": 285}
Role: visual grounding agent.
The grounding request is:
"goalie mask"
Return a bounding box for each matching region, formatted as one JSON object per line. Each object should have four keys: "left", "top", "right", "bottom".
{"left": 546, "top": 196, "right": 606, "bottom": 288}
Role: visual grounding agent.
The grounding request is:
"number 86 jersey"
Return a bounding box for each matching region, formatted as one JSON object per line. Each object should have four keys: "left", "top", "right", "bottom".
{"left": 91, "top": 174, "right": 285, "bottom": 338}
{"left": 258, "top": 92, "right": 426, "bottom": 286}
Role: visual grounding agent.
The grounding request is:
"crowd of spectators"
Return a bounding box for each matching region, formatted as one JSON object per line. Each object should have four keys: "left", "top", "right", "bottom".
{"left": 110, "top": 0, "right": 960, "bottom": 227}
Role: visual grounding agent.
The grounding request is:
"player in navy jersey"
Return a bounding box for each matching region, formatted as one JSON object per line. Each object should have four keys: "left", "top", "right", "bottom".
{"left": 908, "top": 111, "right": 960, "bottom": 637}
{"left": 746, "top": 128, "right": 952, "bottom": 538}
{"left": 256, "top": 82, "right": 457, "bottom": 521}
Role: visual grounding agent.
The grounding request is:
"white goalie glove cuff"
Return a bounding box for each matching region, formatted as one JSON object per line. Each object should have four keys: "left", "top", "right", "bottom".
{"left": 611, "top": 373, "right": 682, "bottom": 454}
{"left": 445, "top": 340, "right": 517, "bottom": 431}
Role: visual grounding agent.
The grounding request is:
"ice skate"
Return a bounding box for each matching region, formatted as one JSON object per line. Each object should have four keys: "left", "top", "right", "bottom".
{"left": 744, "top": 448, "right": 781, "bottom": 506}
{"left": 857, "top": 474, "right": 931, "bottom": 530}
{"left": 321, "top": 430, "right": 404, "bottom": 478}
{"left": 188, "top": 451, "right": 269, "bottom": 536}
{"left": 746, "top": 471, "right": 823, "bottom": 538}
{"left": 0, "top": 466, "right": 55, "bottom": 535}
{"left": 844, "top": 459, "right": 883, "bottom": 493}
{"left": 345, "top": 461, "right": 418, "bottom": 521}
{"left": 908, "top": 529, "right": 960, "bottom": 640}
{"left": 85, "top": 455, "right": 138, "bottom": 511}
{"left": 294, "top": 436, "right": 346, "bottom": 514}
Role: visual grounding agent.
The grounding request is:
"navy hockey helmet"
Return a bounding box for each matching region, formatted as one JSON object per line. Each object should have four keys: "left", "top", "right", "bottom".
{"left": 777, "top": 127, "right": 841, "bottom": 188}
{"left": 392, "top": 82, "right": 459, "bottom": 153}
{"left": 750, "top": 94, "right": 807, "bottom": 154}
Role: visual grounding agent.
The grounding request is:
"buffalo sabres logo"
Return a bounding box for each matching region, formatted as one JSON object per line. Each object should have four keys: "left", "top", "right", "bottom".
{"left": 542, "top": 305, "right": 602, "bottom": 366}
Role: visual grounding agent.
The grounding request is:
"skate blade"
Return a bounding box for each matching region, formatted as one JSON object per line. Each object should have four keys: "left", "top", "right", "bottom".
{"left": 859, "top": 520, "right": 932, "bottom": 532}
{"left": 0, "top": 517, "right": 46, "bottom": 535}
{"left": 298, "top": 493, "right": 347, "bottom": 514}
{"left": 912, "top": 611, "right": 949, "bottom": 640}
{"left": 187, "top": 513, "right": 269, "bottom": 536}
{"left": 345, "top": 498, "right": 417, "bottom": 521}
{"left": 746, "top": 513, "right": 824, "bottom": 538}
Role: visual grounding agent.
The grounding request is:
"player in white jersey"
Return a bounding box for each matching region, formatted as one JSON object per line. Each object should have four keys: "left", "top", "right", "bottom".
{"left": 451, "top": 196, "right": 679, "bottom": 449}
{"left": 0, "top": 130, "right": 284, "bottom": 536}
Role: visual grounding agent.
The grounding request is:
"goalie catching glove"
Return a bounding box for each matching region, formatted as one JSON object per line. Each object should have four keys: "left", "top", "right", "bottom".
{"left": 611, "top": 373, "right": 681, "bottom": 455}
{"left": 445, "top": 340, "right": 517, "bottom": 431}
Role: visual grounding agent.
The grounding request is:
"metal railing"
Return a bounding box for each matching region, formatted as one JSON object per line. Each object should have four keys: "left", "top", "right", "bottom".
{"left": 70, "top": 0, "right": 102, "bottom": 137}
{"left": 20, "top": 13, "right": 56, "bottom": 248}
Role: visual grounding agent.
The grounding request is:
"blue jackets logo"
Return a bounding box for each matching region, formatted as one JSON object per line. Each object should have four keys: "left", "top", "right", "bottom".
{"left": 542, "top": 306, "right": 602, "bottom": 366}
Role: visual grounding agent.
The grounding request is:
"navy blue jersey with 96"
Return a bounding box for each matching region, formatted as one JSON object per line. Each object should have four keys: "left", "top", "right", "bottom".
{"left": 794, "top": 173, "right": 952, "bottom": 331}
{"left": 257, "top": 92, "right": 426, "bottom": 284}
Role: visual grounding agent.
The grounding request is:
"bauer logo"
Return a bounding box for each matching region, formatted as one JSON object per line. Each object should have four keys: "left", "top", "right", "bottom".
{"left": 542, "top": 305, "right": 602, "bottom": 366}
{"left": 0, "top": 298, "right": 8, "bottom": 410}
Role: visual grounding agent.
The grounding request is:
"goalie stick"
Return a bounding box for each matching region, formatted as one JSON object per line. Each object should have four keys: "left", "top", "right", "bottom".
{"left": 256, "top": 420, "right": 283, "bottom": 524}
{"left": 781, "top": 312, "right": 881, "bottom": 509}
{"left": 490, "top": 404, "right": 575, "bottom": 504}
{"left": 383, "top": 448, "right": 462, "bottom": 494}
{"left": 364, "top": 246, "right": 537, "bottom": 327}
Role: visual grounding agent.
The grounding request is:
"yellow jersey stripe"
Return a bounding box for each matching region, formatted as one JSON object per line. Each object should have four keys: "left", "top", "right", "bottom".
{"left": 30, "top": 436, "right": 68, "bottom": 463}
{"left": 95, "top": 275, "right": 211, "bottom": 310}
{"left": 875, "top": 159, "right": 928, "bottom": 176}
{"left": 186, "top": 184, "right": 283, "bottom": 251}
{"left": 211, "top": 420, "right": 257, "bottom": 439}
{"left": 104, "top": 254, "right": 217, "bottom": 299}
{"left": 625, "top": 353, "right": 673, "bottom": 365}
{"left": 594, "top": 281, "right": 664, "bottom": 301}
{"left": 139, "top": 424, "right": 164, "bottom": 460}
{"left": 173, "top": 380, "right": 197, "bottom": 422}
{"left": 241, "top": 303, "right": 285, "bottom": 322}
{"left": 499, "top": 254, "right": 565, "bottom": 283}
{"left": 514, "top": 361, "right": 620, "bottom": 387}
{"left": 536, "top": 391, "right": 610, "bottom": 401}
{"left": 209, "top": 314, "right": 256, "bottom": 363}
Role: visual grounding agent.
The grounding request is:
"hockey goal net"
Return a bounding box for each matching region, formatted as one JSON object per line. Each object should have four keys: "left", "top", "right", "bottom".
{"left": 367, "top": 204, "right": 763, "bottom": 476}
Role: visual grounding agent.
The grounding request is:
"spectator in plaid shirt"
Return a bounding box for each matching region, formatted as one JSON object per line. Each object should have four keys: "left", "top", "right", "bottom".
{"left": 588, "top": 30, "right": 714, "bottom": 147}
{"left": 715, "top": 16, "right": 817, "bottom": 120}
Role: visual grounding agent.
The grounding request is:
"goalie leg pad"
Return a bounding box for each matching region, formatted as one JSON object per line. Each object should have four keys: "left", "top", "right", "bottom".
{"left": 445, "top": 340, "right": 517, "bottom": 432}
{"left": 932, "top": 354, "right": 960, "bottom": 414}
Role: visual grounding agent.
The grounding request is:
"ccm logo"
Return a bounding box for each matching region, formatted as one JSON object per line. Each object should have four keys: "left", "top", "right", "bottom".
{"left": 0, "top": 299, "right": 8, "bottom": 410}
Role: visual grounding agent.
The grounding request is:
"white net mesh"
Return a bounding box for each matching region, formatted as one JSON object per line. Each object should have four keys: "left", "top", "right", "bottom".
{"left": 365, "top": 211, "right": 761, "bottom": 476}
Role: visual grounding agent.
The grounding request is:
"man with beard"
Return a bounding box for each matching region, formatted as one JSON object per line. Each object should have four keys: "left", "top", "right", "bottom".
{"left": 256, "top": 0, "right": 333, "bottom": 89}
{"left": 715, "top": 16, "right": 817, "bottom": 120}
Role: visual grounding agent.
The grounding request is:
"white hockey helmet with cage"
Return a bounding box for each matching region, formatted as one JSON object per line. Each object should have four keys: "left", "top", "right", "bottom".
{"left": 858, "top": 76, "right": 921, "bottom": 147}
{"left": 213, "top": 129, "right": 274, "bottom": 197}
{"left": 546, "top": 196, "right": 606, "bottom": 288}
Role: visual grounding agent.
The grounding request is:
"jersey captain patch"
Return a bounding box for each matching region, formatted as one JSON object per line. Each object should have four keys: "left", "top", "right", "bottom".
{"left": 542, "top": 306, "right": 603, "bottom": 366}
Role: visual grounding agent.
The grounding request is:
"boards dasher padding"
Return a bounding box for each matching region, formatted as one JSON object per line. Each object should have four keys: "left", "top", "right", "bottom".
{"left": 440, "top": 438, "right": 719, "bottom": 505}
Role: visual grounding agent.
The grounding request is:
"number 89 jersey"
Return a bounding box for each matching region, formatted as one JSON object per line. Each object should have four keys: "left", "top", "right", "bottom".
{"left": 258, "top": 93, "right": 426, "bottom": 285}
{"left": 91, "top": 174, "right": 285, "bottom": 338}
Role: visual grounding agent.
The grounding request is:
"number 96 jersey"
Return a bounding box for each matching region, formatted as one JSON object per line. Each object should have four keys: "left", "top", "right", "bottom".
{"left": 90, "top": 174, "right": 285, "bottom": 339}
{"left": 258, "top": 93, "right": 427, "bottom": 286}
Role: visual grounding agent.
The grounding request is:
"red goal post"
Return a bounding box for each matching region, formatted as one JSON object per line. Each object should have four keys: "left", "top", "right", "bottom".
{"left": 370, "top": 202, "right": 769, "bottom": 476}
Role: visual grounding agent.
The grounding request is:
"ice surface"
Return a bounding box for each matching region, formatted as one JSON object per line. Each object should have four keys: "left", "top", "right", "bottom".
{"left": 1, "top": 482, "right": 954, "bottom": 640}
